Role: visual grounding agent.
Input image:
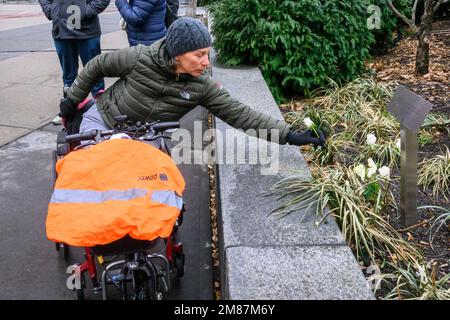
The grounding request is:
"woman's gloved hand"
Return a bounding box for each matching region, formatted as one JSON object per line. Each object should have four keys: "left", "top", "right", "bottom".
{"left": 287, "top": 129, "right": 326, "bottom": 146}
{"left": 59, "top": 97, "right": 78, "bottom": 119}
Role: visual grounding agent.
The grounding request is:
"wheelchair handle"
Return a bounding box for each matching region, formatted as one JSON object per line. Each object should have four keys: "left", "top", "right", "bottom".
{"left": 149, "top": 122, "right": 180, "bottom": 132}
{"left": 65, "top": 121, "right": 180, "bottom": 143}
{"left": 65, "top": 129, "right": 114, "bottom": 143}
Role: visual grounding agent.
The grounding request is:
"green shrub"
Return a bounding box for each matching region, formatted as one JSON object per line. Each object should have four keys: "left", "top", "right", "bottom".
{"left": 210, "top": 0, "right": 375, "bottom": 102}
{"left": 198, "top": 0, "right": 219, "bottom": 6}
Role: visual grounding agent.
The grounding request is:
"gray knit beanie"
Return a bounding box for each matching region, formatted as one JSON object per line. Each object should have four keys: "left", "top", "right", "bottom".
{"left": 166, "top": 17, "right": 212, "bottom": 58}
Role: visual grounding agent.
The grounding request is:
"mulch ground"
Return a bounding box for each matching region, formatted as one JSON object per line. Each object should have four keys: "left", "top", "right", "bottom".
{"left": 367, "top": 20, "right": 450, "bottom": 115}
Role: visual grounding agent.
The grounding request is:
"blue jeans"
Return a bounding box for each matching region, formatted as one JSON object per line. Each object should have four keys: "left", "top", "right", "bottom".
{"left": 54, "top": 37, "right": 105, "bottom": 97}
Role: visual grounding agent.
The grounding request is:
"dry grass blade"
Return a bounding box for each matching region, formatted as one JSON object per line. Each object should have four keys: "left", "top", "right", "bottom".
{"left": 384, "top": 262, "right": 450, "bottom": 300}
{"left": 418, "top": 205, "right": 450, "bottom": 245}
{"left": 269, "top": 164, "right": 421, "bottom": 266}
{"left": 418, "top": 147, "right": 450, "bottom": 200}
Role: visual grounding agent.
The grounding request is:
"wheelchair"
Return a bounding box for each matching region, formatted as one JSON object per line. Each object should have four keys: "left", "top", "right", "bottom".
{"left": 51, "top": 100, "right": 186, "bottom": 300}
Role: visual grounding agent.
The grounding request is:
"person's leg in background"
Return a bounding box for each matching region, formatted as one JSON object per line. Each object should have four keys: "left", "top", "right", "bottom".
{"left": 53, "top": 38, "right": 79, "bottom": 124}
{"left": 165, "top": 0, "right": 179, "bottom": 27}
{"left": 77, "top": 37, "right": 105, "bottom": 98}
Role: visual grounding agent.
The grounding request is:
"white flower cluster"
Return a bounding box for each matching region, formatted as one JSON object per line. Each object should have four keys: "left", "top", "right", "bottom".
{"left": 367, "top": 133, "right": 401, "bottom": 151}
{"left": 353, "top": 158, "right": 390, "bottom": 181}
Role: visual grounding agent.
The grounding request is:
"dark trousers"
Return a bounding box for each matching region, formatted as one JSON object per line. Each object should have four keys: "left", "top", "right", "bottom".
{"left": 54, "top": 37, "right": 105, "bottom": 97}
{"left": 165, "top": 0, "right": 179, "bottom": 27}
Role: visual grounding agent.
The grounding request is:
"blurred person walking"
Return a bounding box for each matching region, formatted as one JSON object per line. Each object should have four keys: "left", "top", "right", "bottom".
{"left": 115, "top": 0, "right": 167, "bottom": 47}
{"left": 38, "top": 0, "right": 109, "bottom": 124}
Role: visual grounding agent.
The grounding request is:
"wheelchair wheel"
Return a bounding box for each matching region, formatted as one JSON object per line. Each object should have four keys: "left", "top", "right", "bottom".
{"left": 55, "top": 242, "right": 69, "bottom": 259}
{"left": 63, "top": 243, "right": 69, "bottom": 259}
{"left": 76, "top": 273, "right": 86, "bottom": 300}
{"left": 52, "top": 150, "right": 58, "bottom": 188}
{"left": 174, "top": 254, "right": 185, "bottom": 278}
{"left": 131, "top": 269, "right": 157, "bottom": 300}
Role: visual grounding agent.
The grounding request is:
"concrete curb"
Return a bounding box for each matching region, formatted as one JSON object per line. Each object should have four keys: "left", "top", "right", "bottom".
{"left": 210, "top": 56, "right": 375, "bottom": 300}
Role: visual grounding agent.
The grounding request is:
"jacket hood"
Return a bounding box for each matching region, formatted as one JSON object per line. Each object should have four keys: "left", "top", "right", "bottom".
{"left": 149, "top": 38, "right": 175, "bottom": 78}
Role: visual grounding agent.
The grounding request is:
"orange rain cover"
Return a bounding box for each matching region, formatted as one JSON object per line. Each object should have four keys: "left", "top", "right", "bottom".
{"left": 46, "top": 139, "right": 185, "bottom": 247}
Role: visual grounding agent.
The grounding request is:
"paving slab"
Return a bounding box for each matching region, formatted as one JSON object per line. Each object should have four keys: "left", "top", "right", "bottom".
{"left": 0, "top": 82, "right": 62, "bottom": 128}
{"left": 0, "top": 125, "right": 31, "bottom": 147}
{"left": 212, "top": 59, "right": 283, "bottom": 122}
{"left": 100, "top": 29, "right": 129, "bottom": 50}
{"left": 225, "top": 245, "right": 374, "bottom": 300}
{"left": 0, "top": 51, "right": 60, "bottom": 84}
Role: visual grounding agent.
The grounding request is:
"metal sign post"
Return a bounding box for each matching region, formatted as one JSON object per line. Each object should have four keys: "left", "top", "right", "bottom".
{"left": 387, "top": 86, "right": 432, "bottom": 227}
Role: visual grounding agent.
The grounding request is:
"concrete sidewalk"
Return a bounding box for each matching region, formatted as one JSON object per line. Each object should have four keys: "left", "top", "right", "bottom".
{"left": 0, "top": 30, "right": 126, "bottom": 146}
{"left": 0, "top": 3, "right": 119, "bottom": 32}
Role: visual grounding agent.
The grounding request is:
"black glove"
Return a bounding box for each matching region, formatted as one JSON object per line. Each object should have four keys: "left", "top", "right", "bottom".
{"left": 287, "top": 129, "right": 326, "bottom": 146}
{"left": 59, "top": 97, "right": 78, "bottom": 119}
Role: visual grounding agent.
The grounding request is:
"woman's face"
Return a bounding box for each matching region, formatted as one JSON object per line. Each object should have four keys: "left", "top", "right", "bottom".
{"left": 176, "top": 47, "right": 211, "bottom": 77}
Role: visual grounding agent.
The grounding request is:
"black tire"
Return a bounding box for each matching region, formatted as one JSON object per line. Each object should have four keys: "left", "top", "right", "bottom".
{"left": 177, "top": 207, "right": 184, "bottom": 227}
{"left": 76, "top": 288, "right": 84, "bottom": 300}
{"left": 76, "top": 270, "right": 86, "bottom": 300}
{"left": 52, "top": 150, "right": 58, "bottom": 188}
{"left": 174, "top": 254, "right": 185, "bottom": 278}
{"left": 132, "top": 269, "right": 156, "bottom": 300}
{"left": 63, "top": 243, "right": 69, "bottom": 260}
{"left": 55, "top": 242, "right": 70, "bottom": 259}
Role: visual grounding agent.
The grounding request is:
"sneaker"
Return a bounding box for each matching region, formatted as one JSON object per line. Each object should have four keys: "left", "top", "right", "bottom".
{"left": 52, "top": 115, "right": 62, "bottom": 125}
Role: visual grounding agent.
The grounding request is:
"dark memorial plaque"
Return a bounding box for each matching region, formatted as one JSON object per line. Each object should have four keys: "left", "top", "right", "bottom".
{"left": 387, "top": 85, "right": 432, "bottom": 133}
{"left": 387, "top": 86, "right": 432, "bottom": 227}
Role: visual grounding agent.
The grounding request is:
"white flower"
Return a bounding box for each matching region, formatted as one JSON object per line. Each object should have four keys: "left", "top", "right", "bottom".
{"left": 396, "top": 138, "right": 401, "bottom": 149}
{"left": 367, "top": 158, "right": 377, "bottom": 178}
{"left": 303, "top": 117, "right": 314, "bottom": 129}
{"left": 367, "top": 166, "right": 377, "bottom": 178}
{"left": 378, "top": 166, "right": 391, "bottom": 179}
{"left": 366, "top": 133, "right": 377, "bottom": 145}
{"left": 354, "top": 164, "right": 366, "bottom": 181}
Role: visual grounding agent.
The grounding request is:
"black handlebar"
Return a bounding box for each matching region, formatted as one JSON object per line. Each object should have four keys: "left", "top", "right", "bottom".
{"left": 65, "top": 121, "right": 180, "bottom": 143}
{"left": 150, "top": 122, "right": 180, "bottom": 132}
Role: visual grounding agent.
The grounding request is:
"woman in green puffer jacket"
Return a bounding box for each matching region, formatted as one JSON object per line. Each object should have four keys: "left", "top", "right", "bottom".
{"left": 59, "top": 17, "right": 324, "bottom": 147}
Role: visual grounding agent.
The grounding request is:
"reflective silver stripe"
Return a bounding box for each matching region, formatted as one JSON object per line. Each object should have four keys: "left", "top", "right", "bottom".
{"left": 50, "top": 188, "right": 148, "bottom": 204}
{"left": 151, "top": 190, "right": 183, "bottom": 210}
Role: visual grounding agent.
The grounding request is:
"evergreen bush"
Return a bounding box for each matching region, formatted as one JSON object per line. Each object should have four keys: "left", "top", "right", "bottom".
{"left": 210, "top": 0, "right": 376, "bottom": 102}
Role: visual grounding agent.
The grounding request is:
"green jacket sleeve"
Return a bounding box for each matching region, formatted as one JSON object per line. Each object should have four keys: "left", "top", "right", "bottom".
{"left": 67, "top": 46, "right": 142, "bottom": 103}
{"left": 200, "top": 78, "right": 291, "bottom": 144}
